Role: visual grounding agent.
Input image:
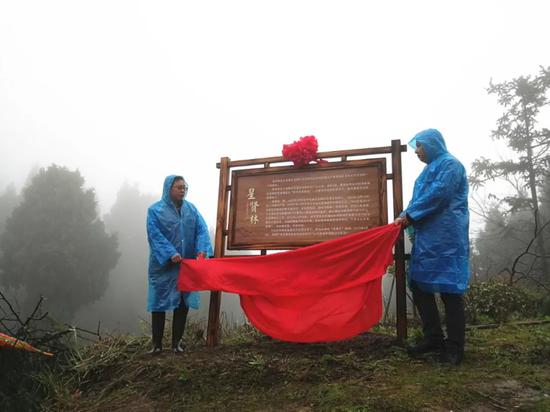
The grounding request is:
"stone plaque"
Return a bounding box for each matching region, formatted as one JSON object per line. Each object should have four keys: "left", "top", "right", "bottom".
{"left": 228, "top": 159, "right": 387, "bottom": 249}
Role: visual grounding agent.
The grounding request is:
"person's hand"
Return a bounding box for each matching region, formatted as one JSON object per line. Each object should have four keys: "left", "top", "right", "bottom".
{"left": 171, "top": 253, "right": 182, "bottom": 263}
{"left": 196, "top": 252, "right": 206, "bottom": 260}
{"left": 394, "top": 215, "right": 410, "bottom": 227}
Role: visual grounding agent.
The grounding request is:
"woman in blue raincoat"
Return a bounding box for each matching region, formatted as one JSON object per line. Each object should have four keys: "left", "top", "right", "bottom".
{"left": 395, "top": 129, "right": 469, "bottom": 365}
{"left": 146, "top": 175, "right": 212, "bottom": 354}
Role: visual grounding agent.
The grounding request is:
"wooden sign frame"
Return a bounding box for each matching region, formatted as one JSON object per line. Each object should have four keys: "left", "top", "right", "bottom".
{"left": 207, "top": 140, "right": 407, "bottom": 346}
{"left": 227, "top": 159, "right": 388, "bottom": 250}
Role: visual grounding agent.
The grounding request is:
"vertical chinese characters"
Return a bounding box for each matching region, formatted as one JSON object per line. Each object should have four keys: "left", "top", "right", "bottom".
{"left": 247, "top": 188, "right": 260, "bottom": 224}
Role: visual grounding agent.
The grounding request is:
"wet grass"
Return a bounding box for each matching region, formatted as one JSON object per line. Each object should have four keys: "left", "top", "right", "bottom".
{"left": 37, "top": 321, "right": 550, "bottom": 411}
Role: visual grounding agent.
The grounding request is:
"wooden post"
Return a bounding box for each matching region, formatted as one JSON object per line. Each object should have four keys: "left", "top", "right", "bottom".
{"left": 207, "top": 157, "right": 230, "bottom": 347}
{"left": 391, "top": 139, "right": 407, "bottom": 342}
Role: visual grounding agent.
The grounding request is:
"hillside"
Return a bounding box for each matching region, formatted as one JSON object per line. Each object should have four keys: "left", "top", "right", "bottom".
{"left": 39, "top": 322, "right": 550, "bottom": 411}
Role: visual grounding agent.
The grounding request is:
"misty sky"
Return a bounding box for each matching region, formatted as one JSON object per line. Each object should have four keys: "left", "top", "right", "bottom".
{"left": 1, "top": 1, "right": 549, "bottom": 235}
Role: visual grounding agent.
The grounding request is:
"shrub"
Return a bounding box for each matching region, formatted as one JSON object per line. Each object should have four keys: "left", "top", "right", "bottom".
{"left": 465, "top": 280, "right": 536, "bottom": 324}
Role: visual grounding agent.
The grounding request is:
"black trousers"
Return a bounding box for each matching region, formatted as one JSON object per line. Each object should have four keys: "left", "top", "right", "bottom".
{"left": 411, "top": 283, "right": 465, "bottom": 350}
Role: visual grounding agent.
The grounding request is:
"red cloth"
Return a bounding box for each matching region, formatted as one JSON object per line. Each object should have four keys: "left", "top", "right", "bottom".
{"left": 178, "top": 224, "right": 400, "bottom": 342}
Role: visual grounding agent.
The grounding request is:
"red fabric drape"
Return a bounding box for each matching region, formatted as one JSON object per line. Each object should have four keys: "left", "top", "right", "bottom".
{"left": 178, "top": 224, "right": 401, "bottom": 342}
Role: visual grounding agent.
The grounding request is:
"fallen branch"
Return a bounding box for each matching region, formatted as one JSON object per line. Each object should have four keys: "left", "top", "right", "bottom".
{"left": 467, "top": 319, "right": 550, "bottom": 330}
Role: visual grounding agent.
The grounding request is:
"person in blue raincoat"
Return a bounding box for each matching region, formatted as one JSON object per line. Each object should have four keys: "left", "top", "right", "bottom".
{"left": 394, "top": 129, "right": 470, "bottom": 365}
{"left": 146, "top": 175, "right": 212, "bottom": 354}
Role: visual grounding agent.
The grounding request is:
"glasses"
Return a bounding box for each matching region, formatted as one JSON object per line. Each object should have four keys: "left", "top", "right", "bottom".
{"left": 172, "top": 182, "right": 189, "bottom": 193}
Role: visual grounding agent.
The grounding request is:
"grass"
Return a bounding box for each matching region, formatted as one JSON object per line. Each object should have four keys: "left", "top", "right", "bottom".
{"left": 29, "top": 321, "right": 550, "bottom": 411}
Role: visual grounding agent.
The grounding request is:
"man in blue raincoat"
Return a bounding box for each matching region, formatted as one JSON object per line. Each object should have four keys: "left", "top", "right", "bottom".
{"left": 395, "top": 129, "right": 470, "bottom": 365}
{"left": 146, "top": 175, "right": 212, "bottom": 354}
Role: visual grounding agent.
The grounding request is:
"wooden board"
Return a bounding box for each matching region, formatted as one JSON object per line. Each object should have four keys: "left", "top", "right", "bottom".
{"left": 228, "top": 159, "right": 387, "bottom": 249}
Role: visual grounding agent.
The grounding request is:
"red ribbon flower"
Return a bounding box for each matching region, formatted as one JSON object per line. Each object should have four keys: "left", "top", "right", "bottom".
{"left": 282, "top": 135, "right": 327, "bottom": 167}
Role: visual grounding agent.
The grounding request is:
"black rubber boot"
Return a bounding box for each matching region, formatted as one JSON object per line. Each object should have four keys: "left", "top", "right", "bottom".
{"left": 441, "top": 292, "right": 465, "bottom": 354}
{"left": 148, "top": 311, "right": 165, "bottom": 355}
{"left": 407, "top": 338, "right": 445, "bottom": 357}
{"left": 439, "top": 341, "right": 464, "bottom": 365}
{"left": 172, "top": 306, "right": 189, "bottom": 354}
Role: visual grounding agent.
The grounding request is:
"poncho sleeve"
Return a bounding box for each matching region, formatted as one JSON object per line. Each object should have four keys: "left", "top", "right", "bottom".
{"left": 147, "top": 207, "right": 178, "bottom": 265}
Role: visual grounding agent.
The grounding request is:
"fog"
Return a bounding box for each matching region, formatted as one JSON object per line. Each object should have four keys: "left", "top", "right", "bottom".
{"left": 1, "top": 1, "right": 549, "bottom": 333}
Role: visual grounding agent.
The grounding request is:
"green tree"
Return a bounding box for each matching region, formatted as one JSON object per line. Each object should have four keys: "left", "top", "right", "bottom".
{"left": 0, "top": 184, "right": 20, "bottom": 235}
{"left": 73, "top": 182, "right": 155, "bottom": 333}
{"left": 474, "top": 206, "right": 541, "bottom": 284}
{"left": 0, "top": 165, "right": 119, "bottom": 320}
{"left": 541, "top": 171, "right": 550, "bottom": 224}
{"left": 472, "top": 207, "right": 509, "bottom": 280}
{"left": 471, "top": 66, "right": 550, "bottom": 281}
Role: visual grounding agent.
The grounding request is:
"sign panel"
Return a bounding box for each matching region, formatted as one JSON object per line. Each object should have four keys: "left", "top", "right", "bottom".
{"left": 228, "top": 159, "right": 387, "bottom": 249}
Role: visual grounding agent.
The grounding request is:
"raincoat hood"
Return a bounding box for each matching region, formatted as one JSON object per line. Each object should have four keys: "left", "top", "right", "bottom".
{"left": 409, "top": 129, "right": 447, "bottom": 163}
{"left": 162, "top": 175, "right": 184, "bottom": 204}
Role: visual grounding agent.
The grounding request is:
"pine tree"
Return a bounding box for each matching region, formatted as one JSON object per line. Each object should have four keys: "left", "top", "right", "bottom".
{"left": 471, "top": 66, "right": 550, "bottom": 281}
{"left": 0, "top": 165, "right": 119, "bottom": 320}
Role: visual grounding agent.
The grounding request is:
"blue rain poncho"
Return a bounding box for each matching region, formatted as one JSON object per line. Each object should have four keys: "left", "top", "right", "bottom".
{"left": 146, "top": 175, "right": 213, "bottom": 312}
{"left": 403, "top": 129, "right": 470, "bottom": 294}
